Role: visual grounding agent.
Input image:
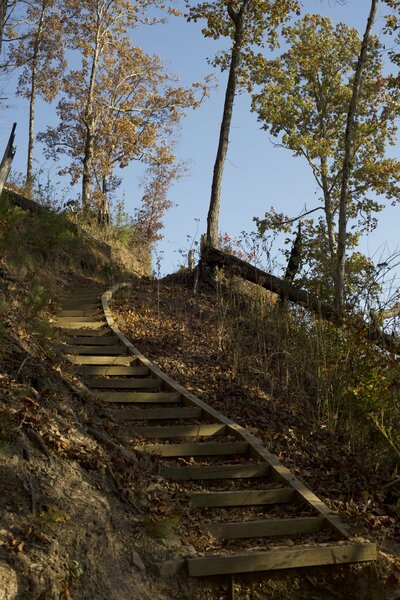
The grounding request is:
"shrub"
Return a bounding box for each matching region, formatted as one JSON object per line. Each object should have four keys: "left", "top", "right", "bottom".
{"left": 217, "top": 274, "right": 400, "bottom": 457}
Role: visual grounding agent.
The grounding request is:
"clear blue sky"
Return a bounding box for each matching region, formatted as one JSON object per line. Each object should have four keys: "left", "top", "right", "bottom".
{"left": 1, "top": 0, "right": 399, "bottom": 277}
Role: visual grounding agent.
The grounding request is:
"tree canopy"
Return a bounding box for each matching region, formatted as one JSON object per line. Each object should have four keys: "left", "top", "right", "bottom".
{"left": 252, "top": 13, "right": 400, "bottom": 306}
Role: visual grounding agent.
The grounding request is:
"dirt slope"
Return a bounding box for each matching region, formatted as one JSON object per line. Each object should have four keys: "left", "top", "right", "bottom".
{"left": 1, "top": 194, "right": 399, "bottom": 598}
{"left": 110, "top": 272, "right": 400, "bottom": 600}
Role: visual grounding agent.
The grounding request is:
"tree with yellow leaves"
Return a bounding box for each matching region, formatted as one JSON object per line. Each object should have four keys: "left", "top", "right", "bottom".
{"left": 39, "top": 0, "right": 207, "bottom": 225}
{"left": 252, "top": 12, "right": 400, "bottom": 312}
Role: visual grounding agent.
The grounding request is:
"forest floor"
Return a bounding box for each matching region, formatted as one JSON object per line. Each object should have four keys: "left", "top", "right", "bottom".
{"left": 0, "top": 249, "right": 399, "bottom": 599}
{"left": 110, "top": 270, "right": 400, "bottom": 600}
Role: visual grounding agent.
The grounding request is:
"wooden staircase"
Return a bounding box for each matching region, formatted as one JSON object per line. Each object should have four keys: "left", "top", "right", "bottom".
{"left": 52, "top": 285, "right": 376, "bottom": 578}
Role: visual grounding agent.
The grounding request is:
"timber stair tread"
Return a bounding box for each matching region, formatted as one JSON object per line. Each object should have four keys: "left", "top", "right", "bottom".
{"left": 97, "top": 391, "right": 181, "bottom": 404}
{"left": 62, "top": 336, "right": 121, "bottom": 345}
{"left": 59, "top": 345, "right": 127, "bottom": 355}
{"left": 66, "top": 355, "right": 135, "bottom": 365}
{"left": 206, "top": 516, "right": 327, "bottom": 540}
{"left": 87, "top": 377, "right": 162, "bottom": 389}
{"left": 190, "top": 488, "right": 295, "bottom": 507}
{"left": 58, "top": 309, "right": 103, "bottom": 317}
{"left": 53, "top": 286, "right": 376, "bottom": 577}
{"left": 142, "top": 441, "right": 249, "bottom": 457}
{"left": 52, "top": 321, "right": 106, "bottom": 330}
{"left": 58, "top": 328, "right": 109, "bottom": 337}
{"left": 53, "top": 315, "right": 105, "bottom": 322}
{"left": 187, "top": 543, "right": 377, "bottom": 576}
{"left": 79, "top": 365, "right": 149, "bottom": 376}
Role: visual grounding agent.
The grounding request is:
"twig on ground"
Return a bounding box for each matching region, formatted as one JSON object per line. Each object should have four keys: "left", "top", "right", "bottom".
{"left": 25, "top": 427, "right": 52, "bottom": 461}
{"left": 15, "top": 357, "right": 28, "bottom": 380}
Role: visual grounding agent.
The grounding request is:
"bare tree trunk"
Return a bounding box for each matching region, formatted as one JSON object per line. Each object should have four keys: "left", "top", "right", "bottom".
{"left": 0, "top": 123, "right": 17, "bottom": 197}
{"left": 320, "top": 157, "right": 335, "bottom": 262}
{"left": 0, "top": 0, "right": 7, "bottom": 54}
{"left": 97, "top": 175, "right": 110, "bottom": 227}
{"left": 203, "top": 244, "right": 400, "bottom": 355}
{"left": 335, "top": 0, "right": 378, "bottom": 320}
{"left": 81, "top": 126, "right": 95, "bottom": 212}
{"left": 206, "top": 0, "right": 251, "bottom": 247}
{"left": 26, "top": 59, "right": 38, "bottom": 196}
{"left": 26, "top": 2, "right": 46, "bottom": 197}
{"left": 81, "top": 21, "right": 101, "bottom": 212}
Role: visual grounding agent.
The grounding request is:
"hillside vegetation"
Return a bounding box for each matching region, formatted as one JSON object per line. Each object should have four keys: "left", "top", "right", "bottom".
{"left": 0, "top": 195, "right": 400, "bottom": 600}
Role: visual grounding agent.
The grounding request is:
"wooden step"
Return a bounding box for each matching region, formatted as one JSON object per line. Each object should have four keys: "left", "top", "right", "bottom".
{"left": 187, "top": 543, "right": 377, "bottom": 576}
{"left": 63, "top": 336, "right": 120, "bottom": 346}
{"left": 207, "top": 516, "right": 326, "bottom": 540}
{"left": 58, "top": 310, "right": 102, "bottom": 317}
{"left": 113, "top": 407, "right": 202, "bottom": 421}
{"left": 59, "top": 328, "right": 108, "bottom": 337}
{"left": 98, "top": 392, "right": 181, "bottom": 404}
{"left": 144, "top": 441, "right": 249, "bottom": 457}
{"left": 87, "top": 378, "right": 161, "bottom": 389}
{"left": 66, "top": 355, "right": 134, "bottom": 365}
{"left": 60, "top": 345, "right": 126, "bottom": 356}
{"left": 54, "top": 316, "right": 105, "bottom": 323}
{"left": 79, "top": 365, "right": 148, "bottom": 376}
{"left": 60, "top": 302, "right": 101, "bottom": 310}
{"left": 131, "top": 424, "right": 227, "bottom": 439}
{"left": 63, "top": 291, "right": 101, "bottom": 298}
{"left": 190, "top": 488, "right": 295, "bottom": 508}
{"left": 52, "top": 321, "right": 106, "bottom": 330}
{"left": 160, "top": 463, "right": 269, "bottom": 481}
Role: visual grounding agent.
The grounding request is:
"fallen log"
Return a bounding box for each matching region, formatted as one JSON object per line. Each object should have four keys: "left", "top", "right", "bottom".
{"left": 201, "top": 245, "right": 400, "bottom": 355}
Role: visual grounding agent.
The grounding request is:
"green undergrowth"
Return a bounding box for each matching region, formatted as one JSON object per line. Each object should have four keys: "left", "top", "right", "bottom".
{"left": 143, "top": 515, "right": 181, "bottom": 539}
{"left": 0, "top": 192, "right": 72, "bottom": 268}
{"left": 1, "top": 188, "right": 152, "bottom": 279}
{"left": 0, "top": 188, "right": 152, "bottom": 373}
{"left": 216, "top": 274, "right": 400, "bottom": 461}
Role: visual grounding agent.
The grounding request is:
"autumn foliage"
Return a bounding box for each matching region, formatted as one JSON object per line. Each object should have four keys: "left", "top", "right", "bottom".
{"left": 6, "top": 0, "right": 208, "bottom": 239}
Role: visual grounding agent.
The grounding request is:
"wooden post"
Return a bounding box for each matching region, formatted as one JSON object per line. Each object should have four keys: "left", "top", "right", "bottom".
{"left": 200, "top": 233, "right": 207, "bottom": 261}
{"left": 193, "top": 234, "right": 208, "bottom": 294}
{"left": 0, "top": 123, "right": 17, "bottom": 198}
{"left": 188, "top": 249, "right": 195, "bottom": 270}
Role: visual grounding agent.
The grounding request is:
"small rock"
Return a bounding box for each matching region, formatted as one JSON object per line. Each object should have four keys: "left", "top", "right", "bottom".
{"left": 132, "top": 551, "right": 146, "bottom": 573}
{"left": 162, "top": 534, "right": 182, "bottom": 550}
{"left": 286, "top": 539, "right": 295, "bottom": 546}
{"left": 157, "top": 559, "right": 185, "bottom": 578}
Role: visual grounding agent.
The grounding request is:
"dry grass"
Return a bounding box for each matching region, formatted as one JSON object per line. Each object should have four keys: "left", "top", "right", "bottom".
{"left": 112, "top": 270, "right": 400, "bottom": 548}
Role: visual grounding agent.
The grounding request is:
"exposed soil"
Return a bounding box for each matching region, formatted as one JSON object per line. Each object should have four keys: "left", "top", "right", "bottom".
{"left": 1, "top": 214, "right": 399, "bottom": 599}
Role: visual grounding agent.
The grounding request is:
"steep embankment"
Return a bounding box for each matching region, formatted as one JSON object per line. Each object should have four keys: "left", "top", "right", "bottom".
{"left": 0, "top": 191, "right": 399, "bottom": 599}
{"left": 110, "top": 273, "right": 400, "bottom": 592}
{"left": 0, "top": 192, "right": 161, "bottom": 599}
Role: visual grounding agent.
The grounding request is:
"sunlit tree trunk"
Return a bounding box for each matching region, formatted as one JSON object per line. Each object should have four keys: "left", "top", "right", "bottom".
{"left": 97, "top": 175, "right": 110, "bottom": 227}
{"left": 320, "top": 157, "right": 335, "bottom": 262}
{"left": 81, "top": 18, "right": 101, "bottom": 212}
{"left": 206, "top": 0, "right": 251, "bottom": 247}
{"left": 26, "top": 3, "right": 46, "bottom": 197}
{"left": 335, "top": 0, "right": 378, "bottom": 320}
